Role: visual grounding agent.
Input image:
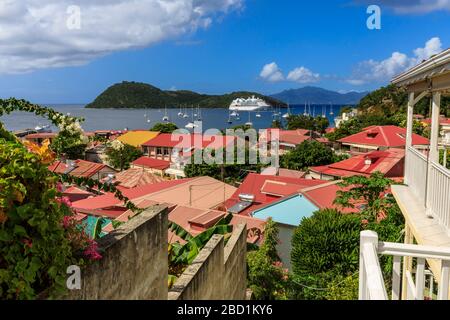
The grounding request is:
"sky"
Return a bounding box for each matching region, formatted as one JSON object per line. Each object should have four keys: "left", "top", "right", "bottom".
{"left": 0, "top": 0, "right": 449, "bottom": 104}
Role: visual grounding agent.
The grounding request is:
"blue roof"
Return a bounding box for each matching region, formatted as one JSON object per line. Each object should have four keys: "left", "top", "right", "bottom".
{"left": 253, "top": 194, "right": 318, "bottom": 226}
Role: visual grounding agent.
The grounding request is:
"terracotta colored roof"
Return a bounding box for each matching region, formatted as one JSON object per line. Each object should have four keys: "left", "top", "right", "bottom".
{"left": 24, "top": 132, "right": 57, "bottom": 139}
{"left": 71, "top": 178, "right": 192, "bottom": 211}
{"left": 166, "top": 205, "right": 265, "bottom": 244}
{"left": 48, "top": 160, "right": 112, "bottom": 178}
{"left": 278, "top": 168, "right": 307, "bottom": 179}
{"left": 310, "top": 149, "right": 405, "bottom": 178}
{"left": 63, "top": 186, "right": 94, "bottom": 202}
{"left": 113, "top": 168, "right": 166, "bottom": 189}
{"left": 142, "top": 133, "right": 236, "bottom": 150}
{"left": 224, "top": 173, "right": 329, "bottom": 216}
{"left": 338, "top": 125, "right": 429, "bottom": 147}
{"left": 116, "top": 131, "right": 160, "bottom": 147}
{"left": 422, "top": 117, "right": 450, "bottom": 126}
{"left": 300, "top": 181, "right": 360, "bottom": 214}
{"left": 325, "top": 127, "right": 336, "bottom": 134}
{"left": 132, "top": 156, "right": 170, "bottom": 170}
{"left": 260, "top": 180, "right": 305, "bottom": 197}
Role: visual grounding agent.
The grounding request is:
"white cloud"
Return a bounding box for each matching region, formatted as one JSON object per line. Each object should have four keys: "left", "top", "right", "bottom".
{"left": 0, "top": 0, "right": 243, "bottom": 74}
{"left": 287, "top": 66, "right": 320, "bottom": 83}
{"left": 355, "top": 0, "right": 450, "bottom": 14}
{"left": 259, "top": 62, "right": 284, "bottom": 82}
{"left": 347, "top": 37, "right": 443, "bottom": 85}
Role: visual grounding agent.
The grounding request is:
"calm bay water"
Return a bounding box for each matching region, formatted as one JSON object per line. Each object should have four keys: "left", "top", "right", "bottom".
{"left": 1, "top": 104, "right": 343, "bottom": 132}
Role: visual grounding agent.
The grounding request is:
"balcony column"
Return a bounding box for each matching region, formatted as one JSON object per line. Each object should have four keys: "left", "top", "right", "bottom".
{"left": 404, "top": 92, "right": 415, "bottom": 185}
{"left": 401, "top": 224, "right": 414, "bottom": 300}
{"left": 426, "top": 92, "right": 441, "bottom": 212}
{"left": 429, "top": 92, "right": 441, "bottom": 163}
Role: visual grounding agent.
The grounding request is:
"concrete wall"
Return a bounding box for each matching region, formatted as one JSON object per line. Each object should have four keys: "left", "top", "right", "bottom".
{"left": 168, "top": 224, "right": 247, "bottom": 300}
{"left": 64, "top": 205, "right": 168, "bottom": 300}
{"left": 276, "top": 223, "right": 296, "bottom": 271}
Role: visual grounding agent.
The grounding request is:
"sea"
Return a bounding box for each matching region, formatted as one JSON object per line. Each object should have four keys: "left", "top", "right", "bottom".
{"left": 0, "top": 104, "right": 344, "bottom": 132}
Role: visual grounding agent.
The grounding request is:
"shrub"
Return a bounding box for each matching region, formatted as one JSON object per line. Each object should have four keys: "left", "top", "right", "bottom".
{"left": 291, "top": 209, "right": 362, "bottom": 277}
{"left": 105, "top": 142, "right": 143, "bottom": 170}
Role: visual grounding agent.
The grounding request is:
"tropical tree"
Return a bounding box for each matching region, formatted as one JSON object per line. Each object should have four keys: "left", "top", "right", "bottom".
{"left": 51, "top": 117, "right": 88, "bottom": 160}
{"left": 150, "top": 122, "right": 179, "bottom": 133}
{"left": 334, "top": 171, "right": 395, "bottom": 222}
{"left": 247, "top": 219, "right": 289, "bottom": 300}
{"left": 286, "top": 114, "right": 329, "bottom": 133}
{"left": 280, "top": 140, "right": 334, "bottom": 171}
{"left": 105, "top": 140, "right": 143, "bottom": 170}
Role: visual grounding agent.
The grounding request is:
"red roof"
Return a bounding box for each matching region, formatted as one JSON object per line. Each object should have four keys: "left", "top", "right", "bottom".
{"left": 112, "top": 167, "right": 166, "bottom": 189}
{"left": 71, "top": 178, "right": 193, "bottom": 211}
{"left": 339, "top": 125, "right": 429, "bottom": 147}
{"left": 260, "top": 128, "right": 326, "bottom": 146}
{"left": 132, "top": 156, "right": 170, "bottom": 170}
{"left": 142, "top": 133, "right": 236, "bottom": 150}
{"left": 301, "top": 182, "right": 360, "bottom": 214}
{"left": 422, "top": 117, "right": 450, "bottom": 126}
{"left": 48, "top": 160, "right": 111, "bottom": 178}
{"left": 25, "top": 132, "right": 58, "bottom": 139}
{"left": 63, "top": 186, "right": 94, "bottom": 203}
{"left": 310, "top": 149, "right": 405, "bottom": 178}
{"left": 224, "top": 173, "right": 329, "bottom": 216}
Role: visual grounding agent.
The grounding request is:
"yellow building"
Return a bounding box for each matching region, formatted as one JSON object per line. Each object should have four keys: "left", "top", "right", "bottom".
{"left": 116, "top": 130, "right": 160, "bottom": 148}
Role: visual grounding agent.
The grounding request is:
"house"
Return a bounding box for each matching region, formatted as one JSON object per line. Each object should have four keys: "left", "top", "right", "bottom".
{"left": 338, "top": 125, "right": 429, "bottom": 155}
{"left": 142, "top": 133, "right": 236, "bottom": 179}
{"left": 116, "top": 130, "right": 160, "bottom": 149}
{"left": 23, "top": 132, "right": 58, "bottom": 145}
{"left": 130, "top": 156, "right": 170, "bottom": 176}
{"left": 310, "top": 149, "right": 405, "bottom": 180}
{"left": 260, "top": 129, "right": 329, "bottom": 155}
{"left": 359, "top": 48, "right": 450, "bottom": 300}
{"left": 71, "top": 176, "right": 237, "bottom": 217}
{"left": 422, "top": 116, "right": 450, "bottom": 144}
{"left": 48, "top": 159, "right": 116, "bottom": 181}
{"left": 224, "top": 173, "right": 328, "bottom": 216}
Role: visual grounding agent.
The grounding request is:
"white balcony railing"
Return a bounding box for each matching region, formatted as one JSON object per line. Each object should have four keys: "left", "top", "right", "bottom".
{"left": 406, "top": 146, "right": 450, "bottom": 234}
{"left": 406, "top": 146, "right": 428, "bottom": 203}
{"left": 428, "top": 162, "right": 450, "bottom": 231}
{"left": 359, "top": 231, "right": 450, "bottom": 300}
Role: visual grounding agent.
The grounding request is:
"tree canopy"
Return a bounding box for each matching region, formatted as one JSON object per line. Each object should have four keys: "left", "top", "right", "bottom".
{"left": 150, "top": 122, "right": 179, "bottom": 133}
{"left": 280, "top": 140, "right": 334, "bottom": 171}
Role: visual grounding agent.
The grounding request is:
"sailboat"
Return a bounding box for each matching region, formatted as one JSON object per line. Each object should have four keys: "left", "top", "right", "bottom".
{"left": 227, "top": 111, "right": 233, "bottom": 124}
{"left": 183, "top": 106, "right": 189, "bottom": 118}
{"left": 255, "top": 111, "right": 262, "bottom": 118}
{"left": 178, "top": 105, "right": 184, "bottom": 117}
{"left": 303, "top": 102, "right": 308, "bottom": 116}
{"left": 162, "top": 105, "right": 169, "bottom": 122}
{"left": 197, "top": 106, "right": 202, "bottom": 121}
{"left": 245, "top": 112, "right": 253, "bottom": 127}
{"left": 322, "top": 105, "right": 326, "bottom": 118}
{"left": 329, "top": 102, "right": 334, "bottom": 116}
{"left": 185, "top": 107, "right": 198, "bottom": 129}
{"left": 282, "top": 103, "right": 291, "bottom": 119}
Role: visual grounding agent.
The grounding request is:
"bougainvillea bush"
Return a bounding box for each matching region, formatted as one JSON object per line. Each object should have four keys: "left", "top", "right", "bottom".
{"left": 0, "top": 99, "right": 104, "bottom": 299}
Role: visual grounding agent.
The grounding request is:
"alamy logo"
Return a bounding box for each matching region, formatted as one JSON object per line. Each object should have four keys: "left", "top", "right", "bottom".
{"left": 67, "top": 5, "right": 81, "bottom": 30}
{"left": 366, "top": 5, "right": 381, "bottom": 30}
{"left": 66, "top": 265, "right": 81, "bottom": 290}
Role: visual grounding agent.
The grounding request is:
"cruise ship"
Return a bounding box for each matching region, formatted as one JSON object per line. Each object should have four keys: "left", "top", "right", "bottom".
{"left": 229, "top": 96, "right": 271, "bottom": 111}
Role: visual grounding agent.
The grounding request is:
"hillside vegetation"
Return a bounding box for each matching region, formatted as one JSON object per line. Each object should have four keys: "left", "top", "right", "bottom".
{"left": 86, "top": 81, "right": 285, "bottom": 109}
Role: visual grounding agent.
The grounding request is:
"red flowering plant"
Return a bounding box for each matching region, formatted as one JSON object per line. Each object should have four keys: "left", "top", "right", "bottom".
{"left": 0, "top": 99, "right": 107, "bottom": 300}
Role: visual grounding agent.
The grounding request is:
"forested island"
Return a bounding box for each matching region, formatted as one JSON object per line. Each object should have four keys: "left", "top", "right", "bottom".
{"left": 86, "top": 81, "right": 285, "bottom": 109}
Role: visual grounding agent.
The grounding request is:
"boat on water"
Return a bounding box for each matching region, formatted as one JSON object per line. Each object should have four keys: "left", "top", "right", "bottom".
{"left": 35, "top": 124, "right": 51, "bottom": 133}
{"left": 282, "top": 103, "right": 291, "bottom": 119}
{"left": 162, "top": 106, "right": 169, "bottom": 122}
{"left": 229, "top": 96, "right": 270, "bottom": 112}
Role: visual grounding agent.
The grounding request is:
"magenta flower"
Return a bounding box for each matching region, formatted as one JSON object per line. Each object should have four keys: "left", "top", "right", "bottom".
{"left": 83, "top": 240, "right": 103, "bottom": 261}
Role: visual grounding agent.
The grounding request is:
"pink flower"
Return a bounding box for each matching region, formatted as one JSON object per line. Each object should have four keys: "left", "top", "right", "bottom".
{"left": 62, "top": 215, "right": 73, "bottom": 228}
{"left": 22, "top": 239, "right": 33, "bottom": 249}
{"left": 273, "top": 261, "right": 283, "bottom": 268}
{"left": 83, "top": 240, "right": 103, "bottom": 261}
{"left": 56, "top": 182, "right": 64, "bottom": 193}
{"left": 56, "top": 196, "right": 72, "bottom": 208}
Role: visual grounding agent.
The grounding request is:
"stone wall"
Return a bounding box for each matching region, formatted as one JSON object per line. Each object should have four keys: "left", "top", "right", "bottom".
{"left": 168, "top": 224, "right": 247, "bottom": 300}
{"left": 64, "top": 205, "right": 168, "bottom": 300}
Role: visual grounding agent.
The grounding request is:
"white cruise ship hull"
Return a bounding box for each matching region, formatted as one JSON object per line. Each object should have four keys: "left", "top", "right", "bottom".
{"left": 229, "top": 105, "right": 268, "bottom": 111}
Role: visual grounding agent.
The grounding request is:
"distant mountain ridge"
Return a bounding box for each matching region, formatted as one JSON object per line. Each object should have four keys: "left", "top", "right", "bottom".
{"left": 86, "top": 81, "right": 285, "bottom": 109}
{"left": 271, "top": 86, "right": 369, "bottom": 105}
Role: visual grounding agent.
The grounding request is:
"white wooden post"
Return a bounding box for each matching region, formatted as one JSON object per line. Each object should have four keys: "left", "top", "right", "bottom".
{"left": 415, "top": 258, "right": 426, "bottom": 300}
{"left": 392, "top": 256, "right": 402, "bottom": 300}
{"left": 438, "top": 260, "right": 450, "bottom": 300}
{"left": 405, "top": 92, "right": 415, "bottom": 185}
{"left": 426, "top": 92, "right": 441, "bottom": 213}
{"left": 402, "top": 224, "right": 413, "bottom": 300}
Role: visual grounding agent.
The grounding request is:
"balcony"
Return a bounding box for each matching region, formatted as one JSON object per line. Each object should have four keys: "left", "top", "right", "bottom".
{"left": 359, "top": 231, "right": 450, "bottom": 300}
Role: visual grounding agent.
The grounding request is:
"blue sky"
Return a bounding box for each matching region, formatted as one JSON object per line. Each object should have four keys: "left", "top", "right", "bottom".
{"left": 0, "top": 0, "right": 449, "bottom": 103}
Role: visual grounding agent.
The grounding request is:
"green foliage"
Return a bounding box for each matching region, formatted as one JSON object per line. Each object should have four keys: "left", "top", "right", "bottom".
{"left": 291, "top": 209, "right": 362, "bottom": 277}
{"left": 247, "top": 219, "right": 289, "bottom": 300}
{"left": 271, "top": 119, "right": 284, "bottom": 129}
{"left": 325, "top": 273, "right": 359, "bottom": 300}
{"left": 184, "top": 147, "right": 262, "bottom": 184}
{"left": 286, "top": 114, "right": 329, "bottom": 133}
{"left": 168, "top": 214, "right": 233, "bottom": 272}
{"left": 334, "top": 172, "right": 395, "bottom": 222}
{"left": 280, "top": 140, "right": 334, "bottom": 171}
{"left": 105, "top": 143, "right": 143, "bottom": 170}
{"left": 85, "top": 81, "right": 285, "bottom": 109}
{"left": 150, "top": 122, "right": 179, "bottom": 133}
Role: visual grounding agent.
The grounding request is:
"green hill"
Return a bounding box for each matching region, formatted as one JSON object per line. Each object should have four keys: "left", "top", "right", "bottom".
{"left": 85, "top": 81, "right": 285, "bottom": 109}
